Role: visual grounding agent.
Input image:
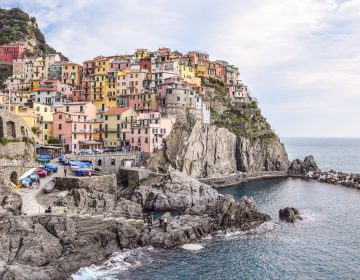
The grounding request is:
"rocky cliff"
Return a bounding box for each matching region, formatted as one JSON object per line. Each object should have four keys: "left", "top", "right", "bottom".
{"left": 148, "top": 91, "right": 289, "bottom": 178}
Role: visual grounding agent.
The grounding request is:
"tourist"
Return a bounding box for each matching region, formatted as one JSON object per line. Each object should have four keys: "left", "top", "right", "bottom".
{"left": 64, "top": 168, "right": 67, "bottom": 177}
{"left": 36, "top": 177, "right": 40, "bottom": 189}
{"left": 45, "top": 206, "right": 52, "bottom": 213}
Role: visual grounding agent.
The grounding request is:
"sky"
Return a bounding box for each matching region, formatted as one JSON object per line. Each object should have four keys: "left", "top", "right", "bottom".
{"left": 2, "top": 0, "right": 360, "bottom": 138}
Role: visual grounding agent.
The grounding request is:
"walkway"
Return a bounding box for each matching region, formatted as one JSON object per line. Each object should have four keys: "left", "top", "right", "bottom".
{"left": 16, "top": 159, "right": 66, "bottom": 215}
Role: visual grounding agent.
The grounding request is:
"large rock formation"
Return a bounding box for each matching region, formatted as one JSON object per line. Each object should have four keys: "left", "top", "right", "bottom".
{"left": 148, "top": 117, "right": 289, "bottom": 178}
{"left": 289, "top": 155, "right": 321, "bottom": 176}
{"left": 129, "top": 169, "right": 220, "bottom": 211}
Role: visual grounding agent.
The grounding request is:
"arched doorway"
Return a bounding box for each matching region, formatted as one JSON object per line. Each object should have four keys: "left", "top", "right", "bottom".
{"left": 10, "top": 171, "right": 18, "bottom": 184}
{"left": 0, "top": 116, "right": 3, "bottom": 138}
{"left": 6, "top": 121, "right": 16, "bottom": 139}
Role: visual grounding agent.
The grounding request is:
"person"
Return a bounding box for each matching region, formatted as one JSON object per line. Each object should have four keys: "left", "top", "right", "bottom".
{"left": 64, "top": 168, "right": 67, "bottom": 177}
{"left": 163, "top": 217, "right": 168, "bottom": 232}
{"left": 36, "top": 177, "right": 40, "bottom": 189}
{"left": 159, "top": 216, "right": 163, "bottom": 228}
{"left": 45, "top": 206, "right": 52, "bottom": 213}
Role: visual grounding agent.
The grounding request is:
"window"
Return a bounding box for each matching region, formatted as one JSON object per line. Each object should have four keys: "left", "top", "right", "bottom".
{"left": 138, "top": 128, "right": 141, "bottom": 134}
{"left": 111, "top": 159, "right": 115, "bottom": 165}
{"left": 177, "top": 96, "right": 180, "bottom": 101}
{"left": 131, "top": 138, "right": 134, "bottom": 143}
{"left": 145, "top": 137, "right": 148, "bottom": 143}
{"left": 66, "top": 106, "right": 69, "bottom": 112}
{"left": 145, "top": 128, "right": 148, "bottom": 134}
{"left": 131, "top": 129, "right": 134, "bottom": 134}
{"left": 44, "top": 124, "right": 48, "bottom": 129}
{"left": 105, "top": 115, "right": 108, "bottom": 121}
{"left": 138, "top": 137, "right": 141, "bottom": 143}
{"left": 44, "top": 134, "right": 48, "bottom": 140}
{"left": 59, "top": 114, "right": 62, "bottom": 120}
{"left": 117, "top": 115, "right": 120, "bottom": 120}
{"left": 58, "top": 124, "right": 62, "bottom": 129}
{"left": 98, "top": 159, "right": 102, "bottom": 166}
{"left": 36, "top": 107, "right": 40, "bottom": 112}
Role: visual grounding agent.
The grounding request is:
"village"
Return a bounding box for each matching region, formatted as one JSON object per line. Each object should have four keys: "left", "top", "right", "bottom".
{"left": 0, "top": 42, "right": 251, "bottom": 154}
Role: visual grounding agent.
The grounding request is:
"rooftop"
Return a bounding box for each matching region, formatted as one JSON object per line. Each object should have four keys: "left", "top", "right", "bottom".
{"left": 105, "top": 107, "right": 131, "bottom": 116}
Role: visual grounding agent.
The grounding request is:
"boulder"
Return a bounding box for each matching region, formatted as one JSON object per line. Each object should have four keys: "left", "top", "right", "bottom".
{"left": 304, "top": 155, "right": 321, "bottom": 173}
{"left": 279, "top": 207, "right": 302, "bottom": 223}
{"left": 130, "top": 170, "right": 220, "bottom": 211}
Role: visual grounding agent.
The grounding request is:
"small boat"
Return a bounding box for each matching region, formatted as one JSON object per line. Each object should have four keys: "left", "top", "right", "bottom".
{"left": 75, "top": 168, "right": 95, "bottom": 176}
{"left": 22, "top": 177, "right": 32, "bottom": 188}
{"left": 69, "top": 161, "right": 92, "bottom": 171}
{"left": 35, "top": 168, "right": 47, "bottom": 177}
{"left": 37, "top": 154, "right": 51, "bottom": 163}
{"left": 29, "top": 173, "right": 39, "bottom": 181}
{"left": 44, "top": 163, "right": 58, "bottom": 172}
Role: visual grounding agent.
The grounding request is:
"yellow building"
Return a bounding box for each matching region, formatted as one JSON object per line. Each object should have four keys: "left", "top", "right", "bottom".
{"left": 103, "top": 107, "right": 137, "bottom": 147}
{"left": 62, "top": 62, "right": 83, "bottom": 87}
{"left": 134, "top": 49, "right": 149, "bottom": 59}
{"left": 180, "top": 63, "right": 201, "bottom": 86}
{"left": 30, "top": 80, "right": 40, "bottom": 91}
{"left": 195, "top": 64, "right": 207, "bottom": 78}
{"left": 34, "top": 103, "right": 55, "bottom": 143}
{"left": 91, "top": 56, "right": 110, "bottom": 111}
{"left": 10, "top": 104, "right": 38, "bottom": 130}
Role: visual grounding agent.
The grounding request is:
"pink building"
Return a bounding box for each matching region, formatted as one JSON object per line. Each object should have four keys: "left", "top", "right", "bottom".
{"left": 109, "top": 58, "right": 131, "bottom": 72}
{"left": 55, "top": 102, "right": 97, "bottom": 119}
{"left": 130, "top": 112, "right": 175, "bottom": 153}
{"left": 0, "top": 42, "right": 31, "bottom": 63}
{"left": 53, "top": 111, "right": 100, "bottom": 152}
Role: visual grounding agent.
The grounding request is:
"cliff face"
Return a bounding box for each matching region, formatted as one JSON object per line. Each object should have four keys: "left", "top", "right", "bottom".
{"left": 148, "top": 86, "right": 289, "bottom": 178}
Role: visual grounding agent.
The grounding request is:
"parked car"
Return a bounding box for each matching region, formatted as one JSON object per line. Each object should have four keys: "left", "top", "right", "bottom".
{"left": 44, "top": 163, "right": 58, "bottom": 172}
{"left": 35, "top": 168, "right": 48, "bottom": 177}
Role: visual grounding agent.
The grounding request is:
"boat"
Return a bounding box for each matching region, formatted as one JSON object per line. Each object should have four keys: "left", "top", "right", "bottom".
{"left": 21, "top": 177, "right": 31, "bottom": 188}
{"left": 69, "top": 161, "right": 92, "bottom": 171}
{"left": 44, "top": 163, "right": 58, "bottom": 172}
{"left": 29, "top": 173, "right": 39, "bottom": 181}
{"left": 18, "top": 168, "right": 38, "bottom": 181}
{"left": 75, "top": 168, "right": 95, "bottom": 176}
{"left": 35, "top": 168, "right": 47, "bottom": 177}
{"left": 37, "top": 154, "right": 51, "bottom": 163}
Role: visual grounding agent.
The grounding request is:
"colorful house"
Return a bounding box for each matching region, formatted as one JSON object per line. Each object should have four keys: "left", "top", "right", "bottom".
{"left": 0, "top": 42, "right": 32, "bottom": 64}
{"left": 103, "top": 107, "right": 138, "bottom": 147}
{"left": 53, "top": 111, "right": 100, "bottom": 152}
{"left": 61, "top": 62, "right": 83, "bottom": 87}
{"left": 130, "top": 112, "right": 175, "bottom": 153}
{"left": 134, "top": 49, "right": 149, "bottom": 60}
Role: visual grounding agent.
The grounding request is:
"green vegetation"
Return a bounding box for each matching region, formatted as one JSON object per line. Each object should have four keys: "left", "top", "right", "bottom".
{"left": 47, "top": 136, "right": 61, "bottom": 144}
{"left": 247, "top": 99, "right": 258, "bottom": 109}
{"left": 0, "top": 138, "right": 9, "bottom": 145}
{"left": 0, "top": 8, "right": 67, "bottom": 59}
{"left": 0, "top": 137, "right": 35, "bottom": 145}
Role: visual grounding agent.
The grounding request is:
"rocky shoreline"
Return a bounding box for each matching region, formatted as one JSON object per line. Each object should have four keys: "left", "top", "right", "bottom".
{"left": 289, "top": 155, "right": 360, "bottom": 190}
{"left": 0, "top": 170, "right": 271, "bottom": 280}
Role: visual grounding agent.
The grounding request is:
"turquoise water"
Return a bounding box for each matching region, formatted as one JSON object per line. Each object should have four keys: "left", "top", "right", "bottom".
{"left": 74, "top": 138, "right": 360, "bottom": 280}
{"left": 283, "top": 137, "right": 360, "bottom": 173}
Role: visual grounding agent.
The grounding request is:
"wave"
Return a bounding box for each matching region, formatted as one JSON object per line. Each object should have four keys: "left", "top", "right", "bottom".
{"left": 71, "top": 247, "right": 154, "bottom": 280}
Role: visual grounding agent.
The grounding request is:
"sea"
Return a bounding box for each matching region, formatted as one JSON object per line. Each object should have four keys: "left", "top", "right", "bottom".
{"left": 73, "top": 138, "right": 360, "bottom": 280}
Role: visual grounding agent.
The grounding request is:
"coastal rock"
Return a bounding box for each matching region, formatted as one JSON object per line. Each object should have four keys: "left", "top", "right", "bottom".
{"left": 289, "top": 155, "right": 321, "bottom": 175}
{"left": 129, "top": 169, "right": 220, "bottom": 211}
{"left": 304, "top": 156, "right": 321, "bottom": 173}
{"left": 148, "top": 117, "right": 289, "bottom": 178}
{"left": 0, "top": 187, "right": 22, "bottom": 214}
{"left": 279, "top": 207, "right": 302, "bottom": 223}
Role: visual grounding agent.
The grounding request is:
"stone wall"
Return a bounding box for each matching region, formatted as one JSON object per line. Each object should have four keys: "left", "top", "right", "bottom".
{"left": 0, "top": 109, "right": 40, "bottom": 142}
{"left": 54, "top": 174, "right": 117, "bottom": 192}
{"left": 67, "top": 152, "right": 141, "bottom": 173}
{"left": 118, "top": 167, "right": 150, "bottom": 187}
{"left": 0, "top": 142, "right": 38, "bottom": 185}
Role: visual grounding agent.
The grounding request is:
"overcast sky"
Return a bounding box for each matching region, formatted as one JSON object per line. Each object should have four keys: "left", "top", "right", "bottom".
{"left": 3, "top": 0, "right": 360, "bottom": 138}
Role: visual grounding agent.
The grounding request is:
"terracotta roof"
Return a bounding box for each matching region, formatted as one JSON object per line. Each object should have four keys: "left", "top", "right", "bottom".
{"left": 105, "top": 107, "right": 130, "bottom": 116}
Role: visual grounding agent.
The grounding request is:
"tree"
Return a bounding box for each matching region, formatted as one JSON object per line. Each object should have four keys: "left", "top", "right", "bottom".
{"left": 47, "top": 137, "right": 61, "bottom": 145}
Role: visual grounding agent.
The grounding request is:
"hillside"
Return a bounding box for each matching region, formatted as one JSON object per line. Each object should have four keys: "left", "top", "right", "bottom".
{"left": 0, "top": 8, "right": 67, "bottom": 60}
{"left": 148, "top": 79, "right": 289, "bottom": 178}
